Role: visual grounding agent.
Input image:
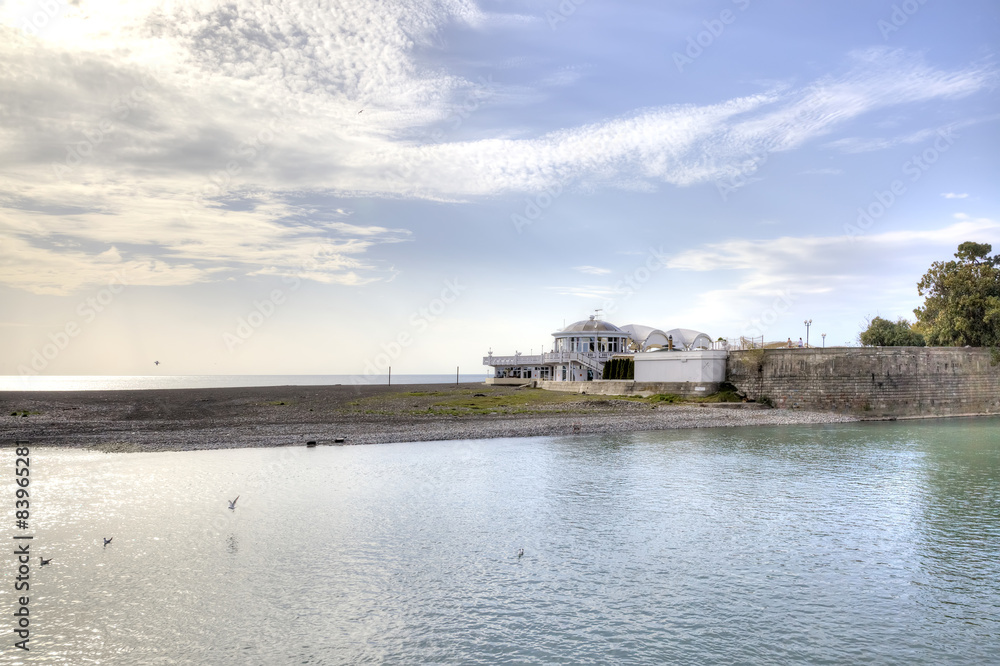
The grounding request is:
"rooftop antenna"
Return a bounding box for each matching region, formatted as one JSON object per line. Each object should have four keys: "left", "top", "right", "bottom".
{"left": 594, "top": 308, "right": 603, "bottom": 320}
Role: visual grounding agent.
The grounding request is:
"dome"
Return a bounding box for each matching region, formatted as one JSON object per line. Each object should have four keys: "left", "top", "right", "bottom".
{"left": 662, "top": 328, "right": 713, "bottom": 350}
{"left": 556, "top": 317, "right": 624, "bottom": 334}
{"left": 619, "top": 324, "right": 670, "bottom": 351}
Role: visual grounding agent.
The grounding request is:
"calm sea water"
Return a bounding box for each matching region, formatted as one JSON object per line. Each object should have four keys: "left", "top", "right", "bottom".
{"left": 5, "top": 418, "right": 1000, "bottom": 664}
{"left": 0, "top": 374, "right": 488, "bottom": 391}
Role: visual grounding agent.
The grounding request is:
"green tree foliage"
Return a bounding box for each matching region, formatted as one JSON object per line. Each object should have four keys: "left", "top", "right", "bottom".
{"left": 914, "top": 242, "right": 1000, "bottom": 347}
{"left": 859, "top": 316, "right": 925, "bottom": 347}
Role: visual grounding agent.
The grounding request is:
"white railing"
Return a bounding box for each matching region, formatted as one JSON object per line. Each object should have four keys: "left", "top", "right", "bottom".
{"left": 482, "top": 354, "right": 545, "bottom": 366}
{"left": 484, "top": 351, "right": 617, "bottom": 373}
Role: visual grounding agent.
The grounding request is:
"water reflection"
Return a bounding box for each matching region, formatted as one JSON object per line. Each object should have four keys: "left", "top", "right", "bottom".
{"left": 6, "top": 417, "right": 1000, "bottom": 664}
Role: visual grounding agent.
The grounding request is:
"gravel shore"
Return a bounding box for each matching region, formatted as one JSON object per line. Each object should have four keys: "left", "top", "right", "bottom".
{"left": 1, "top": 383, "right": 858, "bottom": 453}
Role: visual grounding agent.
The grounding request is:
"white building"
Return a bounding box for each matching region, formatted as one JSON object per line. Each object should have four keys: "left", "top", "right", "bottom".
{"left": 484, "top": 315, "right": 719, "bottom": 385}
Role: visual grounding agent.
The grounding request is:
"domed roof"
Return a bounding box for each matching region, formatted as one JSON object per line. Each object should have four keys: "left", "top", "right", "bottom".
{"left": 557, "top": 317, "right": 624, "bottom": 334}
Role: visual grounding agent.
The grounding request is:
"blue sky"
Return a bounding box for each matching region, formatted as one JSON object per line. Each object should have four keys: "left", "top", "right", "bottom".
{"left": 1, "top": 0, "right": 998, "bottom": 375}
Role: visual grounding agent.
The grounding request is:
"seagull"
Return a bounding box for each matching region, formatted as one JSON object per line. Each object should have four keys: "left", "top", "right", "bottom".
{"left": 103, "top": 537, "right": 113, "bottom": 546}
{"left": 517, "top": 548, "right": 524, "bottom": 559}
{"left": 40, "top": 557, "right": 52, "bottom": 566}
{"left": 228, "top": 495, "right": 240, "bottom": 510}
{"left": 358, "top": 109, "right": 363, "bottom": 114}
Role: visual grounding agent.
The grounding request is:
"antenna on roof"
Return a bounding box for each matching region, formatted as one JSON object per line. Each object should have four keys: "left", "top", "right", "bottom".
{"left": 594, "top": 308, "right": 603, "bottom": 320}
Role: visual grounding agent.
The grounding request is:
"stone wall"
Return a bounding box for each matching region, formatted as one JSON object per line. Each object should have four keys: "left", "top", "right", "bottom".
{"left": 727, "top": 347, "right": 1000, "bottom": 417}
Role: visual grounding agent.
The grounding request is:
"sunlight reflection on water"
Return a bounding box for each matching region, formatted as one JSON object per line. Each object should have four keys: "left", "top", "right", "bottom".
{"left": 6, "top": 418, "right": 1000, "bottom": 664}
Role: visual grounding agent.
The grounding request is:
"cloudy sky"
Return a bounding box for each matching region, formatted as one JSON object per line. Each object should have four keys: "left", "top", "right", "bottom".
{"left": 2, "top": 0, "right": 998, "bottom": 376}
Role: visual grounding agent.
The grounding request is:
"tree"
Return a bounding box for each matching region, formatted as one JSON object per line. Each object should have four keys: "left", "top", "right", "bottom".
{"left": 914, "top": 242, "right": 1000, "bottom": 347}
{"left": 859, "top": 316, "right": 925, "bottom": 347}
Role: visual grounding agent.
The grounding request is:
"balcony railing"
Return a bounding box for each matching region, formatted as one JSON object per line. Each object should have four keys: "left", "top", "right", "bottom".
{"left": 484, "top": 351, "right": 622, "bottom": 372}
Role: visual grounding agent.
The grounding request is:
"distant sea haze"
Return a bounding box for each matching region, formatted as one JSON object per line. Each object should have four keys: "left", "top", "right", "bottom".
{"left": 0, "top": 375, "right": 490, "bottom": 391}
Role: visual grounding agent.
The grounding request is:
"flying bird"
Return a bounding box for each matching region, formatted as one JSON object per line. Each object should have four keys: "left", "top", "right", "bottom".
{"left": 103, "top": 537, "right": 113, "bottom": 546}
{"left": 358, "top": 109, "right": 363, "bottom": 114}
{"left": 40, "top": 557, "right": 51, "bottom": 566}
{"left": 517, "top": 548, "right": 524, "bottom": 559}
{"left": 154, "top": 361, "right": 160, "bottom": 366}
{"left": 229, "top": 496, "right": 240, "bottom": 510}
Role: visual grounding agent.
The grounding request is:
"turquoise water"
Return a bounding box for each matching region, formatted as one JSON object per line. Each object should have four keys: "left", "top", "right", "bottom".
{"left": 0, "top": 374, "right": 488, "bottom": 391}
{"left": 5, "top": 418, "right": 1000, "bottom": 664}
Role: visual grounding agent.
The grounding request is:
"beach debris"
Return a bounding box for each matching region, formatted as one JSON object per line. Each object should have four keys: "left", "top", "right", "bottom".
{"left": 334, "top": 437, "right": 346, "bottom": 443}
{"left": 40, "top": 557, "right": 52, "bottom": 566}
{"left": 228, "top": 496, "right": 239, "bottom": 510}
{"left": 306, "top": 440, "right": 317, "bottom": 447}
{"left": 103, "top": 537, "right": 113, "bottom": 546}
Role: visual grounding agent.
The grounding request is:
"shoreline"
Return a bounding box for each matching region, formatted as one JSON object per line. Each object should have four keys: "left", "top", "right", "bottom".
{"left": 3, "top": 382, "right": 863, "bottom": 453}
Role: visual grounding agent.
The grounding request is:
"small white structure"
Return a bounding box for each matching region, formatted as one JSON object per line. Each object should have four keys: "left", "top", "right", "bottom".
{"left": 484, "top": 314, "right": 722, "bottom": 385}
{"left": 633, "top": 349, "right": 728, "bottom": 383}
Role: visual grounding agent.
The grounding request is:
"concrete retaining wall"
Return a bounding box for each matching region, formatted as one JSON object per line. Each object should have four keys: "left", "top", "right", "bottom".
{"left": 727, "top": 347, "right": 1000, "bottom": 417}
{"left": 537, "top": 380, "right": 722, "bottom": 397}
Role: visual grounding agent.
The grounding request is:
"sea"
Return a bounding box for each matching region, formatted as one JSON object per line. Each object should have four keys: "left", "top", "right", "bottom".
{"left": 3, "top": 418, "right": 999, "bottom": 664}
{"left": 0, "top": 374, "right": 489, "bottom": 391}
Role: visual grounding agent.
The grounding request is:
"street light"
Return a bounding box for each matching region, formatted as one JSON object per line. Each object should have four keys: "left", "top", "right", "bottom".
{"left": 821, "top": 333, "right": 826, "bottom": 348}
{"left": 804, "top": 319, "right": 813, "bottom": 347}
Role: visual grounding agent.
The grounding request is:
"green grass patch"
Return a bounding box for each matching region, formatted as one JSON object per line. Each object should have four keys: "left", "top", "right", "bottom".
{"left": 647, "top": 393, "right": 684, "bottom": 404}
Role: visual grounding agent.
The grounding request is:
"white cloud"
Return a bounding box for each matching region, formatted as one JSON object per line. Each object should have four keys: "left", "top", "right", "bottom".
{"left": 547, "top": 285, "right": 619, "bottom": 299}
{"left": 573, "top": 265, "right": 612, "bottom": 275}
{"left": 824, "top": 114, "right": 998, "bottom": 154}
{"left": 665, "top": 218, "right": 1000, "bottom": 337}
{"left": 0, "top": 2, "right": 995, "bottom": 295}
{"left": 942, "top": 192, "right": 969, "bottom": 199}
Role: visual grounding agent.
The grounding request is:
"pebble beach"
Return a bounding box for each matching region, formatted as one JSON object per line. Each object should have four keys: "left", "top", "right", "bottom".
{"left": 1, "top": 383, "right": 858, "bottom": 453}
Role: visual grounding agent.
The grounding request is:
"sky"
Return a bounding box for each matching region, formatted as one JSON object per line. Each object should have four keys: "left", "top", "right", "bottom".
{"left": 1, "top": 0, "right": 998, "bottom": 376}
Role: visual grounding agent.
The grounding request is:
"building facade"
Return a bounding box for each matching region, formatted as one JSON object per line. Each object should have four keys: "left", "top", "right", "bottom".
{"left": 484, "top": 315, "right": 716, "bottom": 384}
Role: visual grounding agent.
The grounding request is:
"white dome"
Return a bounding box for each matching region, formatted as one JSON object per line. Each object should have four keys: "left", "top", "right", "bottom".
{"left": 555, "top": 318, "right": 625, "bottom": 334}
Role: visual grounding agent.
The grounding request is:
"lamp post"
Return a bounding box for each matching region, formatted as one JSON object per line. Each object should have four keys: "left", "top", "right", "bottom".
{"left": 804, "top": 319, "right": 812, "bottom": 347}
{"left": 821, "top": 333, "right": 826, "bottom": 348}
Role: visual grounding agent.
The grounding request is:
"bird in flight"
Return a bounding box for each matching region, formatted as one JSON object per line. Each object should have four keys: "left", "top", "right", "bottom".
{"left": 517, "top": 548, "right": 524, "bottom": 559}
{"left": 358, "top": 109, "right": 363, "bottom": 114}
{"left": 40, "top": 557, "right": 52, "bottom": 566}
{"left": 229, "top": 495, "right": 240, "bottom": 510}
{"left": 103, "top": 537, "right": 113, "bottom": 546}
{"left": 154, "top": 361, "right": 160, "bottom": 366}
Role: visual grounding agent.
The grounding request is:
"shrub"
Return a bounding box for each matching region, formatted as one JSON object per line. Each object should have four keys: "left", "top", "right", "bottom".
{"left": 859, "top": 316, "right": 925, "bottom": 347}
